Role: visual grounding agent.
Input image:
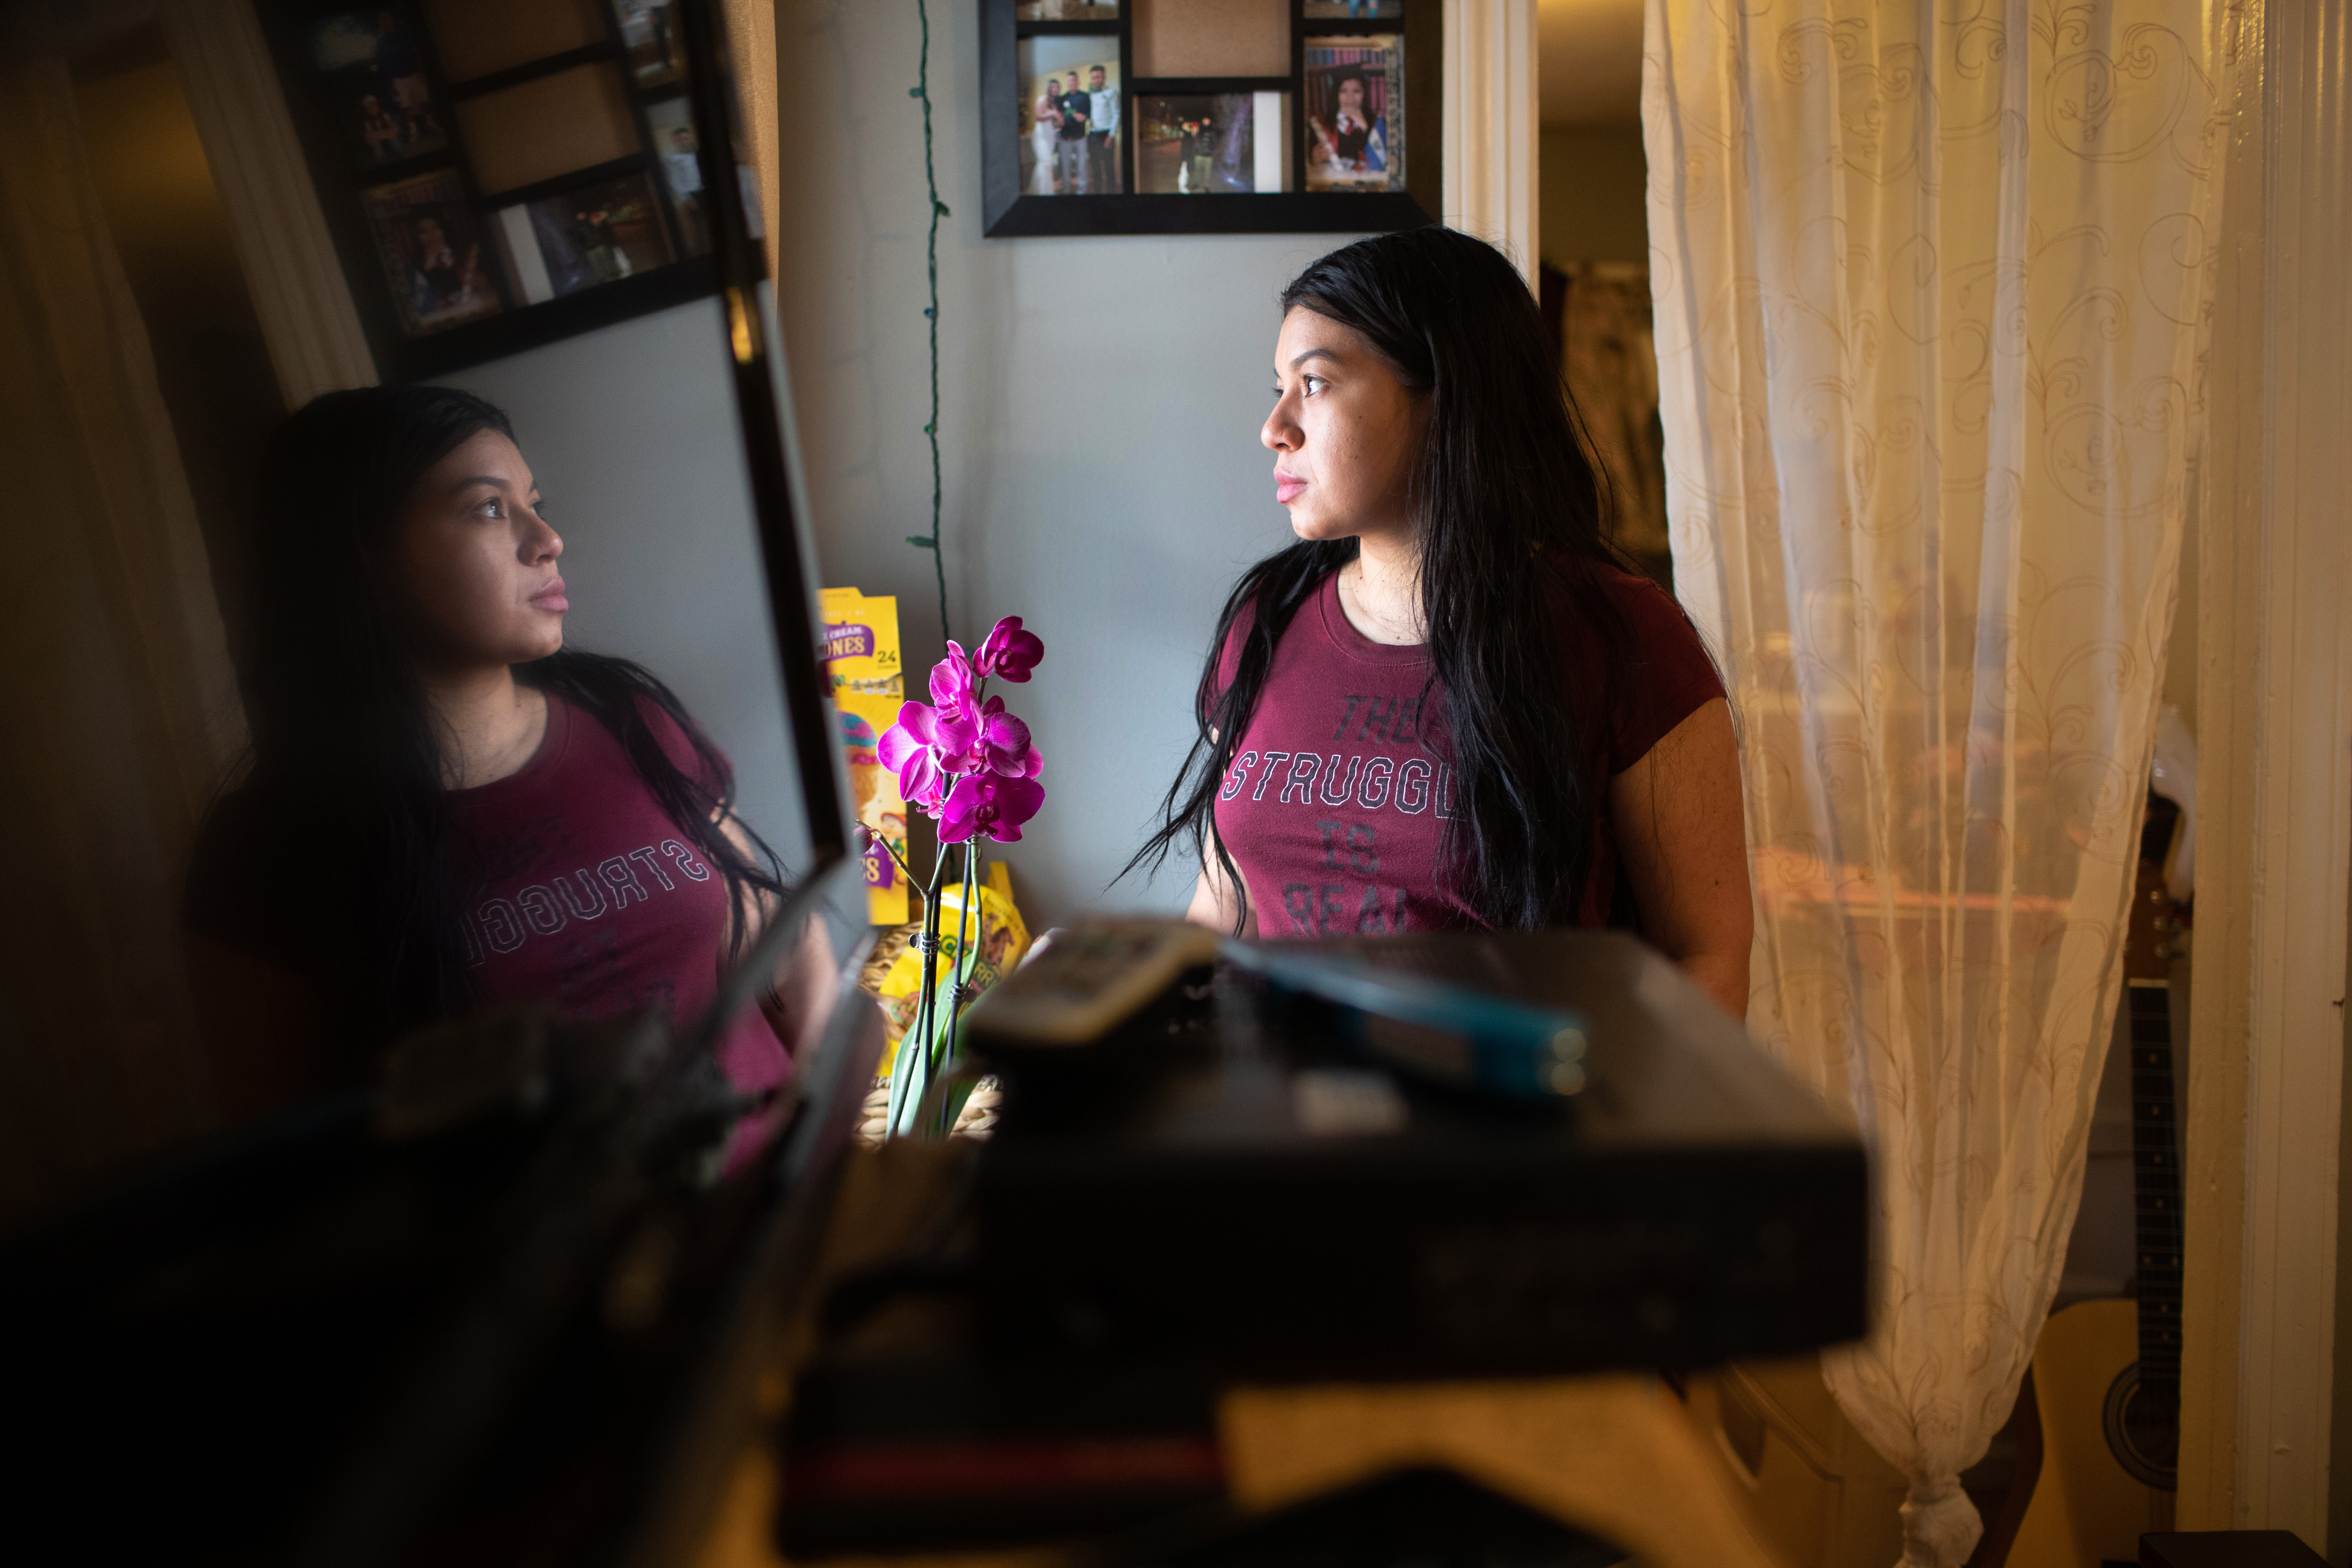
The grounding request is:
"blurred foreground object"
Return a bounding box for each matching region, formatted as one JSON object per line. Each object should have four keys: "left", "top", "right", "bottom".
{"left": 781, "top": 928, "right": 1865, "bottom": 1561}
{"left": 0, "top": 866, "right": 882, "bottom": 1567}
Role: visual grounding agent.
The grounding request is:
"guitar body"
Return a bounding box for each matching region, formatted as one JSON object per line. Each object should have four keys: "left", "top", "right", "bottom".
{"left": 2007, "top": 1298, "right": 2173, "bottom": 1568}
{"left": 2009, "top": 840, "right": 2185, "bottom": 1568}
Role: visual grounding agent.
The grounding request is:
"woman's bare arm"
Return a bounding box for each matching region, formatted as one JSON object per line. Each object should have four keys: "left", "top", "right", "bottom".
{"left": 759, "top": 913, "right": 842, "bottom": 1062}
{"left": 713, "top": 808, "right": 844, "bottom": 1058}
{"left": 1186, "top": 842, "right": 1253, "bottom": 936}
{"left": 1185, "top": 726, "right": 1253, "bottom": 935}
{"left": 1610, "top": 698, "right": 1753, "bottom": 1019}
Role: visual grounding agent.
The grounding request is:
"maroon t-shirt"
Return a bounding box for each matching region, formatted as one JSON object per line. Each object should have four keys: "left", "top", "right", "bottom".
{"left": 1211, "top": 560, "right": 1724, "bottom": 937}
{"left": 447, "top": 697, "right": 791, "bottom": 1156}
{"left": 188, "top": 695, "right": 792, "bottom": 1159}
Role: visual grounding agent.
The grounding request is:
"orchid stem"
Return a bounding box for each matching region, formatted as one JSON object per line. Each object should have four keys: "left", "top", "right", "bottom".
{"left": 938, "top": 839, "right": 980, "bottom": 1135}
{"left": 896, "top": 857, "right": 947, "bottom": 1138}
{"left": 868, "top": 824, "right": 917, "bottom": 885}
{"left": 940, "top": 682, "right": 985, "bottom": 1126}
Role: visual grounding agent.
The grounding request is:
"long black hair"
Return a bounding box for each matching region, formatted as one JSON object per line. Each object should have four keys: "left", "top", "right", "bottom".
{"left": 1131, "top": 227, "right": 1634, "bottom": 932}
{"left": 218, "top": 383, "right": 784, "bottom": 1045}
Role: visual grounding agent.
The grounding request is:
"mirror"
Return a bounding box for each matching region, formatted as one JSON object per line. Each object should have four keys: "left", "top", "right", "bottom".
{"left": 0, "top": 0, "right": 857, "bottom": 1225}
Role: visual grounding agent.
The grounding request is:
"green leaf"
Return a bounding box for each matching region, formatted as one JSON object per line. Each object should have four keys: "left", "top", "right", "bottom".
{"left": 937, "top": 1070, "right": 981, "bottom": 1137}
{"left": 905, "top": 534, "right": 936, "bottom": 547}
{"left": 908, "top": 86, "right": 922, "bottom": 97}
{"left": 883, "top": 1026, "right": 925, "bottom": 1137}
{"left": 934, "top": 200, "right": 952, "bottom": 217}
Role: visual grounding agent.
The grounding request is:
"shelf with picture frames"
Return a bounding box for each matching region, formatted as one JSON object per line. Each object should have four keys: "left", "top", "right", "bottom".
{"left": 983, "top": 0, "right": 1442, "bottom": 237}
{"left": 258, "top": 0, "right": 735, "bottom": 378}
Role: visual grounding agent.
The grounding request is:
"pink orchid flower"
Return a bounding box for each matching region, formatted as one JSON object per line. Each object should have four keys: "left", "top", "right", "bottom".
{"left": 975, "top": 616, "right": 1044, "bottom": 683}
{"left": 976, "top": 699, "right": 1043, "bottom": 779}
{"left": 939, "top": 772, "right": 1045, "bottom": 843}
{"left": 878, "top": 698, "right": 975, "bottom": 810}
{"left": 930, "top": 639, "right": 977, "bottom": 715}
{"left": 875, "top": 621, "right": 1048, "bottom": 832}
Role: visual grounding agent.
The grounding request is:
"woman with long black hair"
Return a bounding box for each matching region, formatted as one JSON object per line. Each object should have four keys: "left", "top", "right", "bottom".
{"left": 184, "top": 385, "right": 831, "bottom": 1145}
{"left": 1136, "top": 228, "right": 1752, "bottom": 1016}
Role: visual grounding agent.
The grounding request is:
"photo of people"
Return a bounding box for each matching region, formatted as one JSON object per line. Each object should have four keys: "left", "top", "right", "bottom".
{"left": 1304, "top": 36, "right": 1404, "bottom": 191}
{"left": 522, "top": 173, "right": 676, "bottom": 297}
{"left": 1016, "top": 36, "right": 1122, "bottom": 196}
{"left": 1014, "top": 1, "right": 1120, "bottom": 17}
{"left": 1304, "top": 0, "right": 1405, "bottom": 16}
{"left": 361, "top": 172, "right": 500, "bottom": 335}
{"left": 1139, "top": 95, "right": 1256, "bottom": 194}
{"left": 618, "top": 0, "right": 684, "bottom": 87}
{"left": 645, "top": 97, "right": 711, "bottom": 255}
{"left": 308, "top": 6, "right": 447, "bottom": 168}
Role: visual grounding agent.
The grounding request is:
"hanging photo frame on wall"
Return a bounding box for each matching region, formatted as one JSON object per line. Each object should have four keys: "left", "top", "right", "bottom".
{"left": 259, "top": 0, "right": 729, "bottom": 378}
{"left": 1302, "top": 33, "right": 1403, "bottom": 191}
{"left": 980, "top": 0, "right": 1441, "bottom": 236}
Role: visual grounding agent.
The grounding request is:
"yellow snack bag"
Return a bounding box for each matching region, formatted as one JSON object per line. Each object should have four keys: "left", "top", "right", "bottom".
{"left": 875, "top": 862, "right": 1029, "bottom": 1076}
{"left": 819, "top": 587, "right": 908, "bottom": 925}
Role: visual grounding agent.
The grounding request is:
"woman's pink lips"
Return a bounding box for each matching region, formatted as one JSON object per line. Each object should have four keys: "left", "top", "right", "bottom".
{"left": 531, "top": 579, "right": 569, "bottom": 612}
{"left": 1275, "top": 475, "right": 1307, "bottom": 504}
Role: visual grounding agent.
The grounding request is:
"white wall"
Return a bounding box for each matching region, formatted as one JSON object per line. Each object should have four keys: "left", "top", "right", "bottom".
{"left": 774, "top": 0, "right": 1368, "bottom": 925}
{"left": 436, "top": 303, "right": 816, "bottom": 874}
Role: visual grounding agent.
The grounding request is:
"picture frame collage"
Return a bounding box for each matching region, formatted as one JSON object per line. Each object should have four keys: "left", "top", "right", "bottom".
{"left": 985, "top": 0, "right": 1441, "bottom": 237}
{"left": 264, "top": 0, "right": 730, "bottom": 377}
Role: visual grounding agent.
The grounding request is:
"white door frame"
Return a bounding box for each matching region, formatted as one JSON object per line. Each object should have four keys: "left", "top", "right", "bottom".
{"left": 1442, "top": 0, "right": 1540, "bottom": 291}
{"left": 2178, "top": 0, "right": 2352, "bottom": 1550}
{"left": 161, "top": 0, "right": 375, "bottom": 404}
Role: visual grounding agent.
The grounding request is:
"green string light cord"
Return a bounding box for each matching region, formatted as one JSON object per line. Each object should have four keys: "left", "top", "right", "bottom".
{"left": 905, "top": 0, "right": 951, "bottom": 649}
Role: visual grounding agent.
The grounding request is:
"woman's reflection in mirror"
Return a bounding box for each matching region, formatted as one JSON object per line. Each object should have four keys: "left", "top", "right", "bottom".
{"left": 184, "top": 386, "right": 832, "bottom": 1161}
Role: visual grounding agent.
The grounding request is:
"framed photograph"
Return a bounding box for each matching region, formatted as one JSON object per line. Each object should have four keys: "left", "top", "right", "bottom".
{"left": 307, "top": 5, "right": 449, "bottom": 168}
{"left": 1138, "top": 92, "right": 1289, "bottom": 194}
{"left": 1017, "top": 35, "right": 1124, "bottom": 196}
{"left": 615, "top": 0, "right": 684, "bottom": 88}
{"left": 1303, "top": 0, "right": 1405, "bottom": 17}
{"left": 361, "top": 170, "right": 502, "bottom": 334}
{"left": 644, "top": 95, "right": 712, "bottom": 255}
{"left": 1015, "top": 1, "right": 1120, "bottom": 17}
{"left": 494, "top": 171, "right": 676, "bottom": 304}
{"left": 1303, "top": 34, "right": 1404, "bottom": 191}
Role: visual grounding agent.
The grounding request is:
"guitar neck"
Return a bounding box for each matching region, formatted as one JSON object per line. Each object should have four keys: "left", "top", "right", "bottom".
{"left": 2127, "top": 978, "right": 2184, "bottom": 1391}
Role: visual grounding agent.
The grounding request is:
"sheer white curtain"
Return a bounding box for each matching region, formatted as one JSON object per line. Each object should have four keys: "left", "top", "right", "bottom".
{"left": 1642, "top": 0, "right": 2219, "bottom": 1562}
{"left": 0, "top": 38, "right": 244, "bottom": 1217}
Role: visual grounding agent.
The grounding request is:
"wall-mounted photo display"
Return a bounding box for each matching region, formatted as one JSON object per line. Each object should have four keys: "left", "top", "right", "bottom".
{"left": 309, "top": 5, "right": 449, "bottom": 168}
{"left": 1017, "top": 35, "right": 1124, "bottom": 196}
{"left": 982, "top": 0, "right": 1437, "bottom": 236}
{"left": 1303, "top": 34, "right": 1403, "bottom": 191}
{"left": 1138, "top": 92, "right": 1290, "bottom": 193}
{"left": 362, "top": 169, "right": 503, "bottom": 334}
{"left": 267, "top": 0, "right": 725, "bottom": 375}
